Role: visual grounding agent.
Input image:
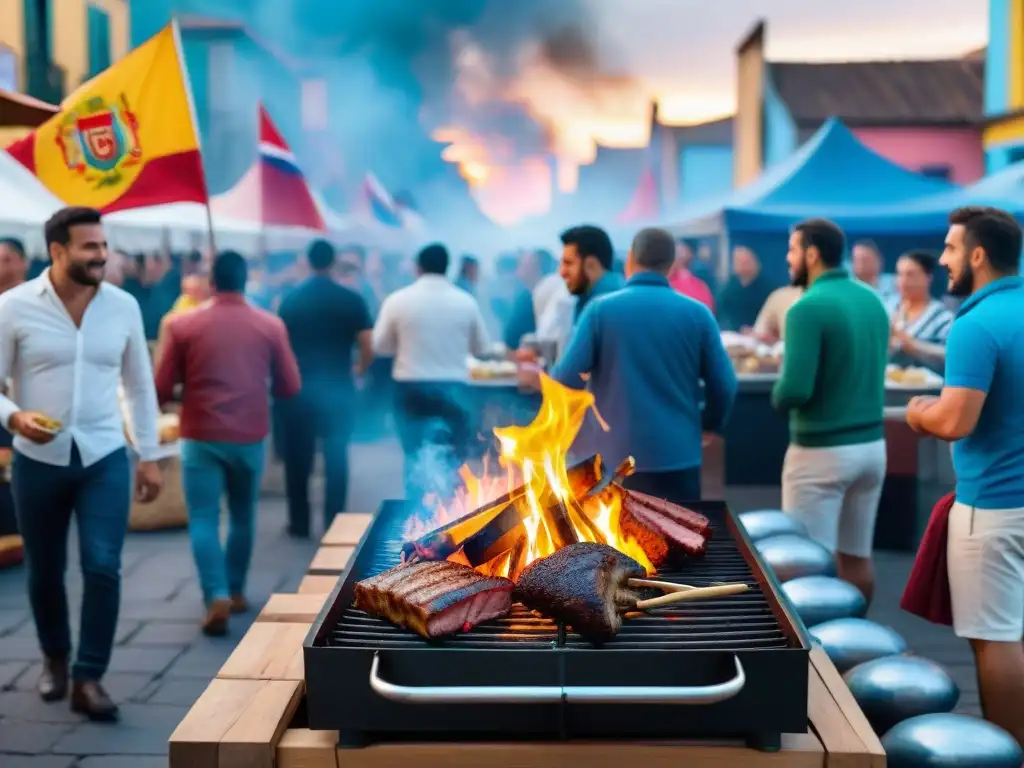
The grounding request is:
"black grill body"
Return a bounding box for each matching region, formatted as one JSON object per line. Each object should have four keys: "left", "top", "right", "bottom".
{"left": 305, "top": 500, "right": 810, "bottom": 749}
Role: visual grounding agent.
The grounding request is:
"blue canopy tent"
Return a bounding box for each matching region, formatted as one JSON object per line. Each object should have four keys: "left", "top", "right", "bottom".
{"left": 669, "top": 118, "right": 960, "bottom": 283}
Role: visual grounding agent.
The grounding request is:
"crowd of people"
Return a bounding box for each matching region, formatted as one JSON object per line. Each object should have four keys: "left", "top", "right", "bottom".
{"left": 0, "top": 203, "right": 1020, "bottom": 752}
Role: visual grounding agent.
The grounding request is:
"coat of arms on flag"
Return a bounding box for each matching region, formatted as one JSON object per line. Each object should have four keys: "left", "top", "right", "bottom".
{"left": 55, "top": 93, "right": 142, "bottom": 187}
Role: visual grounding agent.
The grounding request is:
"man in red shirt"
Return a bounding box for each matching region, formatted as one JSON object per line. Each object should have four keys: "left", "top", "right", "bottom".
{"left": 668, "top": 241, "right": 714, "bottom": 311}
{"left": 155, "top": 251, "right": 301, "bottom": 635}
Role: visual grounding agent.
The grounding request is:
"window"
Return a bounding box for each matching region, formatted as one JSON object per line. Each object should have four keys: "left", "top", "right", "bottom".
{"left": 22, "top": 0, "right": 51, "bottom": 61}
{"left": 919, "top": 164, "right": 952, "bottom": 181}
{"left": 87, "top": 3, "right": 111, "bottom": 78}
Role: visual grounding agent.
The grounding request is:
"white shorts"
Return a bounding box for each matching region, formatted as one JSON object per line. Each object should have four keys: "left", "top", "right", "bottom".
{"left": 948, "top": 501, "right": 1024, "bottom": 642}
{"left": 781, "top": 440, "right": 887, "bottom": 558}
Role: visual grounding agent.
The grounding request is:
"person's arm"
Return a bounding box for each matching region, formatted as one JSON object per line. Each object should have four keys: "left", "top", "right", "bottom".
{"left": 752, "top": 293, "right": 778, "bottom": 342}
{"left": 0, "top": 296, "right": 22, "bottom": 428}
{"left": 270, "top": 319, "right": 302, "bottom": 400}
{"left": 548, "top": 302, "right": 599, "bottom": 390}
{"left": 771, "top": 301, "right": 822, "bottom": 410}
{"left": 909, "top": 317, "right": 995, "bottom": 441}
{"left": 371, "top": 296, "right": 398, "bottom": 357}
{"left": 353, "top": 296, "right": 374, "bottom": 377}
{"left": 121, "top": 299, "right": 161, "bottom": 461}
{"left": 152, "top": 321, "right": 183, "bottom": 407}
{"left": 700, "top": 309, "right": 738, "bottom": 432}
{"left": 469, "top": 302, "right": 490, "bottom": 359}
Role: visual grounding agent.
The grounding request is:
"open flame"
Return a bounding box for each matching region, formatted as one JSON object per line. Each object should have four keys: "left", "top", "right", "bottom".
{"left": 404, "top": 374, "right": 653, "bottom": 578}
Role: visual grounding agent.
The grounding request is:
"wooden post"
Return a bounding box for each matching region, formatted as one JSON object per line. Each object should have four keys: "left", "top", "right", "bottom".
{"left": 298, "top": 574, "right": 338, "bottom": 594}
{"left": 168, "top": 679, "right": 268, "bottom": 768}
{"left": 307, "top": 545, "right": 354, "bottom": 575}
{"left": 219, "top": 680, "right": 303, "bottom": 768}
{"left": 322, "top": 512, "right": 373, "bottom": 546}
{"left": 217, "top": 623, "right": 309, "bottom": 681}
{"left": 257, "top": 593, "right": 329, "bottom": 624}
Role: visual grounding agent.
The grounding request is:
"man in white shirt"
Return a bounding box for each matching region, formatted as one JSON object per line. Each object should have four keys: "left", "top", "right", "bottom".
{"left": 372, "top": 243, "right": 489, "bottom": 504}
{"left": 0, "top": 207, "right": 162, "bottom": 722}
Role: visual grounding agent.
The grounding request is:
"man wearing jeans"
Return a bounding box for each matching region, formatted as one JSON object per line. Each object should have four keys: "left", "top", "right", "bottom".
{"left": 0, "top": 207, "right": 163, "bottom": 721}
{"left": 772, "top": 219, "right": 889, "bottom": 605}
{"left": 155, "top": 251, "right": 301, "bottom": 636}
{"left": 907, "top": 206, "right": 1024, "bottom": 748}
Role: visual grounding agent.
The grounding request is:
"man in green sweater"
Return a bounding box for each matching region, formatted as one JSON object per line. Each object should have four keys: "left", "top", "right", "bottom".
{"left": 771, "top": 219, "right": 890, "bottom": 605}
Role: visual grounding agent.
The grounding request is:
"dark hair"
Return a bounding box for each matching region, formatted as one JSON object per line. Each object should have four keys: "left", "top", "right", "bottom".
{"left": 308, "top": 239, "right": 336, "bottom": 271}
{"left": 631, "top": 227, "right": 676, "bottom": 274}
{"left": 949, "top": 206, "right": 1023, "bottom": 274}
{"left": 417, "top": 243, "right": 449, "bottom": 275}
{"left": 560, "top": 225, "right": 614, "bottom": 270}
{"left": 0, "top": 237, "right": 25, "bottom": 259}
{"left": 211, "top": 250, "right": 248, "bottom": 292}
{"left": 898, "top": 249, "right": 939, "bottom": 276}
{"left": 44, "top": 206, "right": 102, "bottom": 248}
{"left": 794, "top": 218, "right": 845, "bottom": 268}
{"left": 187, "top": 249, "right": 203, "bottom": 264}
{"left": 852, "top": 239, "right": 881, "bottom": 257}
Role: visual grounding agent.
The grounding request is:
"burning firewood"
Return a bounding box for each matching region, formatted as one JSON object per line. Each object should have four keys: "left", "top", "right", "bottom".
{"left": 402, "top": 454, "right": 602, "bottom": 563}
{"left": 515, "top": 542, "right": 748, "bottom": 646}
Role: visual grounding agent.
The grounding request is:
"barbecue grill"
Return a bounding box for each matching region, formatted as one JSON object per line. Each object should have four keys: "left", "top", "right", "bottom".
{"left": 305, "top": 499, "right": 811, "bottom": 751}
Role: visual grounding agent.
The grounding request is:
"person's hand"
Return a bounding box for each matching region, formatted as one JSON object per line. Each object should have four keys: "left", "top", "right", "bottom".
{"left": 514, "top": 348, "right": 538, "bottom": 363}
{"left": 739, "top": 325, "right": 755, "bottom": 336}
{"left": 701, "top": 432, "right": 716, "bottom": 447}
{"left": 9, "top": 412, "right": 58, "bottom": 444}
{"left": 890, "top": 328, "right": 915, "bottom": 353}
{"left": 517, "top": 362, "right": 543, "bottom": 391}
{"left": 906, "top": 395, "right": 938, "bottom": 433}
{"left": 134, "top": 460, "right": 163, "bottom": 503}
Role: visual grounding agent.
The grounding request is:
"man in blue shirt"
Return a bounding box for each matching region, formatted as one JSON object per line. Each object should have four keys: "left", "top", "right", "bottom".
{"left": 906, "top": 206, "right": 1024, "bottom": 748}
{"left": 549, "top": 227, "right": 737, "bottom": 502}
{"left": 558, "top": 225, "right": 625, "bottom": 323}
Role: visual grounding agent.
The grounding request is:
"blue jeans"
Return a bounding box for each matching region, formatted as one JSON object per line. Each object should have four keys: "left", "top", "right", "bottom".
{"left": 180, "top": 439, "right": 265, "bottom": 604}
{"left": 12, "top": 444, "right": 131, "bottom": 681}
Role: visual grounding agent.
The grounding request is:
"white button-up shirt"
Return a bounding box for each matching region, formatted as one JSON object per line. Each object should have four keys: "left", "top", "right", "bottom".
{"left": 372, "top": 274, "right": 489, "bottom": 382}
{"left": 0, "top": 270, "right": 159, "bottom": 467}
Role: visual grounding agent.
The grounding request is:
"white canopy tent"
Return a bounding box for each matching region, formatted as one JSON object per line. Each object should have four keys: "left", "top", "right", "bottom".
{"left": 103, "top": 203, "right": 264, "bottom": 253}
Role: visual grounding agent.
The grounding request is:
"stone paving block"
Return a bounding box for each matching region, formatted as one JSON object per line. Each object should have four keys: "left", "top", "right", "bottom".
{"left": 2, "top": 637, "right": 45, "bottom": 661}
{"left": 128, "top": 620, "right": 202, "bottom": 647}
{"left": 0, "top": 691, "right": 84, "bottom": 724}
{"left": 79, "top": 756, "right": 169, "bottom": 768}
{"left": 101, "top": 672, "right": 157, "bottom": 704}
{"left": 0, "top": 755, "right": 76, "bottom": 768}
{"left": 161, "top": 643, "right": 234, "bottom": 679}
{"left": 106, "top": 646, "right": 184, "bottom": 675}
{"left": 11, "top": 662, "right": 41, "bottom": 691}
{"left": 118, "top": 598, "right": 200, "bottom": 622}
{"left": 0, "top": 660, "right": 31, "bottom": 689}
{"left": 0, "top": 721, "right": 77, "bottom": 754}
{"left": 11, "top": 618, "right": 142, "bottom": 645}
{"left": 140, "top": 676, "right": 211, "bottom": 706}
{"left": 0, "top": 608, "right": 29, "bottom": 635}
{"left": 51, "top": 703, "right": 189, "bottom": 755}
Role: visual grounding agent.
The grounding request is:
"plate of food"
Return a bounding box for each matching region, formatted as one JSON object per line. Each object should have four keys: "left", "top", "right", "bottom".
{"left": 34, "top": 414, "right": 62, "bottom": 434}
{"left": 885, "top": 365, "right": 943, "bottom": 389}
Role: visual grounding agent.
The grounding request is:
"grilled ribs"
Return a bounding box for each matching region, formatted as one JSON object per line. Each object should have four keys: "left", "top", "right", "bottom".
{"left": 354, "top": 561, "right": 513, "bottom": 638}
{"left": 624, "top": 497, "right": 708, "bottom": 559}
{"left": 515, "top": 542, "right": 645, "bottom": 644}
{"left": 624, "top": 490, "right": 712, "bottom": 539}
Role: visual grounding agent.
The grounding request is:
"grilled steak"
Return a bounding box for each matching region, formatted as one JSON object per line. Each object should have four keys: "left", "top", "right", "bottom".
{"left": 618, "top": 497, "right": 671, "bottom": 568}
{"left": 515, "top": 542, "right": 645, "bottom": 644}
{"left": 354, "top": 561, "right": 513, "bottom": 638}
{"left": 626, "top": 498, "right": 708, "bottom": 559}
{"left": 624, "top": 489, "right": 712, "bottom": 539}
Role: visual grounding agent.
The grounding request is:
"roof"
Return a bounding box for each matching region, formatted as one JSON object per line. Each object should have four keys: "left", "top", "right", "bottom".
{"left": 770, "top": 59, "right": 984, "bottom": 127}
{"left": 664, "top": 117, "right": 733, "bottom": 146}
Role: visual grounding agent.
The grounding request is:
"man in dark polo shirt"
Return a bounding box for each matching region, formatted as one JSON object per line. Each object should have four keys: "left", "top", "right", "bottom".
{"left": 278, "top": 240, "right": 374, "bottom": 538}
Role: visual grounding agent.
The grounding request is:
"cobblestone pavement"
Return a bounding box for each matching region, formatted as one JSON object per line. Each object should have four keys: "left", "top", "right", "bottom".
{"left": 0, "top": 443, "right": 979, "bottom": 763}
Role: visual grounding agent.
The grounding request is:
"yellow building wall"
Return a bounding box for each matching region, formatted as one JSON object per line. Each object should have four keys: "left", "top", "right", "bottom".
{"left": 1010, "top": 0, "right": 1024, "bottom": 109}
{"left": 984, "top": 114, "right": 1024, "bottom": 147}
{"left": 53, "top": 0, "right": 131, "bottom": 92}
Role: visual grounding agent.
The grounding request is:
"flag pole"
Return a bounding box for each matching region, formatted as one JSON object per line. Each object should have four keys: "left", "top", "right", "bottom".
{"left": 170, "top": 16, "right": 218, "bottom": 255}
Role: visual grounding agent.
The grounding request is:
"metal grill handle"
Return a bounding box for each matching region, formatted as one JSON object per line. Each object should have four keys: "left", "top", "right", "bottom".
{"left": 369, "top": 652, "right": 746, "bottom": 705}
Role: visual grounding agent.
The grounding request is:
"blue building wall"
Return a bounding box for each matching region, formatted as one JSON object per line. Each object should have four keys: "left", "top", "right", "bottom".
{"left": 763, "top": 68, "right": 798, "bottom": 168}
{"left": 129, "top": 0, "right": 304, "bottom": 193}
{"left": 679, "top": 146, "right": 733, "bottom": 203}
{"left": 983, "top": 0, "right": 1022, "bottom": 172}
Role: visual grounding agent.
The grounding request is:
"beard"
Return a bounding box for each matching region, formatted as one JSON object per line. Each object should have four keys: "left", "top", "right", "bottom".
{"left": 948, "top": 262, "right": 973, "bottom": 297}
{"left": 67, "top": 260, "right": 105, "bottom": 286}
{"left": 791, "top": 260, "right": 809, "bottom": 288}
{"left": 567, "top": 277, "right": 592, "bottom": 297}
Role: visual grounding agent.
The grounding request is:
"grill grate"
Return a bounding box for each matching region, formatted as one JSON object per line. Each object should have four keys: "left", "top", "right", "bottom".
{"left": 326, "top": 500, "right": 791, "bottom": 651}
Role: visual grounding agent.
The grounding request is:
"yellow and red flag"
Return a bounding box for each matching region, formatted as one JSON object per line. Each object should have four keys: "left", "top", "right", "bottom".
{"left": 5, "top": 22, "right": 207, "bottom": 213}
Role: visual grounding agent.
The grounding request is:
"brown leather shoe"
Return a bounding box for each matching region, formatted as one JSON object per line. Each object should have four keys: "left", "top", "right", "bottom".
{"left": 229, "top": 595, "right": 248, "bottom": 614}
{"left": 38, "top": 656, "right": 68, "bottom": 702}
{"left": 70, "top": 680, "right": 119, "bottom": 722}
{"left": 202, "top": 598, "right": 231, "bottom": 636}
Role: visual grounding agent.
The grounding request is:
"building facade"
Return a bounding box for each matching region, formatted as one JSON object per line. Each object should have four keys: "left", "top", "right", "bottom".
{"left": 735, "top": 22, "right": 985, "bottom": 187}
{"left": 984, "top": 0, "right": 1024, "bottom": 170}
{"left": 0, "top": 0, "right": 129, "bottom": 142}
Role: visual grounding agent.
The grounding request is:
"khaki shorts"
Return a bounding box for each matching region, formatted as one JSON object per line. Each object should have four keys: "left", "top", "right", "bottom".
{"left": 782, "top": 440, "right": 887, "bottom": 558}
{"left": 948, "top": 501, "right": 1024, "bottom": 642}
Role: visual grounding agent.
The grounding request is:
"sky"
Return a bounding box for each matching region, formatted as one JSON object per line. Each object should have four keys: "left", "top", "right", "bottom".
{"left": 587, "top": 0, "right": 989, "bottom": 131}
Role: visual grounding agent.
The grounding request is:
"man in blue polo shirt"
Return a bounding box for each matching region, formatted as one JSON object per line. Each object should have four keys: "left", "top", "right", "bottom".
{"left": 906, "top": 206, "right": 1024, "bottom": 748}
{"left": 548, "top": 227, "right": 737, "bottom": 502}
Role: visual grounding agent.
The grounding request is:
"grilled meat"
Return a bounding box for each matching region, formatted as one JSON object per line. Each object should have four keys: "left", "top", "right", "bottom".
{"left": 354, "top": 561, "right": 513, "bottom": 638}
{"left": 617, "top": 498, "right": 671, "bottom": 568}
{"left": 624, "top": 490, "right": 712, "bottom": 539}
{"left": 515, "top": 542, "right": 645, "bottom": 644}
{"left": 625, "top": 497, "right": 708, "bottom": 559}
